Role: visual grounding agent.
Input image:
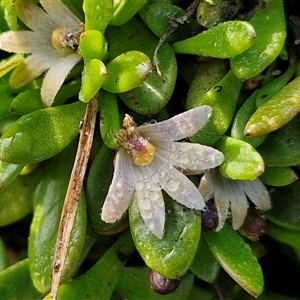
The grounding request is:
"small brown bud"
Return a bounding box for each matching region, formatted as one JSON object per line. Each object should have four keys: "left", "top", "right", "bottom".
{"left": 239, "top": 210, "right": 267, "bottom": 241}
{"left": 202, "top": 200, "right": 218, "bottom": 231}
{"left": 149, "top": 269, "right": 180, "bottom": 294}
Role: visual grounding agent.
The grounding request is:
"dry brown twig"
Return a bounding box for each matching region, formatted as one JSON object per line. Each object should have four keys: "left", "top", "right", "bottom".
{"left": 153, "top": 0, "right": 200, "bottom": 76}
{"left": 50, "top": 97, "right": 98, "bottom": 300}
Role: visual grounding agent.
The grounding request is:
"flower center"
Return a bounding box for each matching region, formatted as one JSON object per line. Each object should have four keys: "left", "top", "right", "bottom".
{"left": 116, "top": 114, "right": 156, "bottom": 166}
{"left": 52, "top": 27, "right": 81, "bottom": 50}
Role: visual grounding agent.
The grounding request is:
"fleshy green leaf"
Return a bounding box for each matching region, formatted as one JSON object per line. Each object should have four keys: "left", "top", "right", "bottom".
{"left": 99, "top": 91, "right": 121, "bottom": 150}
{"left": 46, "top": 230, "right": 135, "bottom": 300}
{"left": 259, "top": 166, "right": 298, "bottom": 187}
{"left": 204, "top": 223, "right": 264, "bottom": 297}
{"left": 129, "top": 193, "right": 201, "bottom": 279}
{"left": 83, "top": 0, "right": 113, "bottom": 32}
{"left": 79, "top": 30, "right": 108, "bottom": 61}
{"left": 102, "top": 51, "right": 152, "bottom": 94}
{"left": 173, "top": 21, "right": 256, "bottom": 58}
{"left": 110, "top": 0, "right": 147, "bottom": 26}
{"left": 79, "top": 59, "right": 107, "bottom": 103}
{"left": 230, "top": 0, "right": 286, "bottom": 80}
{"left": 245, "top": 75, "right": 300, "bottom": 137}
{"left": 0, "top": 54, "right": 24, "bottom": 78}
{"left": 190, "top": 235, "right": 220, "bottom": 283}
{"left": 0, "top": 101, "right": 86, "bottom": 164}
{"left": 215, "top": 136, "right": 264, "bottom": 180}
{"left": 0, "top": 259, "right": 44, "bottom": 299}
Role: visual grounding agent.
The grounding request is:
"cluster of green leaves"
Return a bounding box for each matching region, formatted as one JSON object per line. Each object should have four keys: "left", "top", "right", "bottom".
{"left": 0, "top": 0, "right": 300, "bottom": 299}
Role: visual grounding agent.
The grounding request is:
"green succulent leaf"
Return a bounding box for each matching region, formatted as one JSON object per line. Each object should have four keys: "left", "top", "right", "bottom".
{"left": 83, "top": 0, "right": 113, "bottom": 32}
{"left": 215, "top": 136, "right": 264, "bottom": 180}
{"left": 129, "top": 193, "right": 201, "bottom": 279}
{"left": 204, "top": 223, "right": 264, "bottom": 297}
{"left": 173, "top": 21, "right": 256, "bottom": 58}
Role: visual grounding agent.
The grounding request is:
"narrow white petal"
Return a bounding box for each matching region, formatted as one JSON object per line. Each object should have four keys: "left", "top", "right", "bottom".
{"left": 101, "top": 149, "right": 134, "bottom": 223}
{"left": 199, "top": 172, "right": 215, "bottom": 201}
{"left": 136, "top": 177, "right": 165, "bottom": 239}
{"left": 0, "top": 31, "right": 53, "bottom": 53}
{"left": 239, "top": 179, "right": 271, "bottom": 211}
{"left": 157, "top": 142, "right": 224, "bottom": 173}
{"left": 15, "top": 0, "right": 57, "bottom": 34}
{"left": 138, "top": 106, "right": 212, "bottom": 142}
{"left": 211, "top": 169, "right": 230, "bottom": 231}
{"left": 223, "top": 179, "right": 248, "bottom": 230}
{"left": 151, "top": 155, "right": 206, "bottom": 210}
{"left": 41, "top": 53, "right": 82, "bottom": 106}
{"left": 40, "top": 0, "right": 82, "bottom": 29}
{"left": 9, "top": 52, "right": 60, "bottom": 88}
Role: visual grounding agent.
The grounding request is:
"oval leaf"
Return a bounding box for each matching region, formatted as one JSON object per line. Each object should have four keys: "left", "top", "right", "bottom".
{"left": 79, "top": 59, "right": 107, "bottom": 103}
{"left": 102, "top": 50, "right": 152, "bottom": 94}
{"left": 190, "top": 236, "right": 220, "bottom": 283}
{"left": 215, "top": 136, "right": 264, "bottom": 180}
{"left": 105, "top": 17, "right": 177, "bottom": 115}
{"left": 204, "top": 223, "right": 264, "bottom": 297}
{"left": 173, "top": 21, "right": 256, "bottom": 58}
{"left": 0, "top": 101, "right": 86, "bottom": 164}
{"left": 28, "top": 143, "right": 87, "bottom": 293}
{"left": 245, "top": 75, "right": 300, "bottom": 137}
{"left": 99, "top": 91, "right": 121, "bottom": 150}
{"left": 83, "top": 0, "right": 113, "bottom": 32}
{"left": 129, "top": 193, "right": 201, "bottom": 279}
{"left": 79, "top": 30, "right": 108, "bottom": 61}
{"left": 230, "top": 0, "right": 286, "bottom": 80}
{"left": 259, "top": 166, "right": 298, "bottom": 187}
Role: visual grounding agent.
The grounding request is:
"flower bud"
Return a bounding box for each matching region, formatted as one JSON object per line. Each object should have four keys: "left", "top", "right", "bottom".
{"left": 149, "top": 269, "right": 180, "bottom": 294}
{"left": 239, "top": 210, "right": 267, "bottom": 241}
{"left": 202, "top": 200, "right": 218, "bottom": 231}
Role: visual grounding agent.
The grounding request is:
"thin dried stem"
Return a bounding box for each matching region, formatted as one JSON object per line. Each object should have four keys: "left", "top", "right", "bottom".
{"left": 50, "top": 97, "right": 98, "bottom": 300}
{"left": 153, "top": 0, "right": 200, "bottom": 76}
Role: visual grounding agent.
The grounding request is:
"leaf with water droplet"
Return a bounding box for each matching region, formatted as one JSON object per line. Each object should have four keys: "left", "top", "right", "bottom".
{"left": 129, "top": 192, "right": 201, "bottom": 279}
{"left": 173, "top": 21, "right": 256, "bottom": 58}
{"left": 245, "top": 75, "right": 300, "bottom": 137}
{"left": 230, "top": 0, "right": 286, "bottom": 80}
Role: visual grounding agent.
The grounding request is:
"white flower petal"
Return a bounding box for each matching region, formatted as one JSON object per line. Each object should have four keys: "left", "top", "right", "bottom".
{"left": 211, "top": 169, "right": 230, "bottom": 231}
{"left": 150, "top": 155, "right": 206, "bottom": 210}
{"left": 101, "top": 149, "right": 135, "bottom": 223}
{"left": 15, "top": 0, "right": 57, "bottom": 34}
{"left": 0, "top": 31, "right": 53, "bottom": 53}
{"left": 41, "top": 53, "right": 82, "bottom": 106}
{"left": 198, "top": 172, "right": 215, "bottom": 201}
{"left": 138, "top": 106, "right": 212, "bottom": 142}
{"left": 224, "top": 179, "right": 248, "bottom": 230}
{"left": 40, "top": 0, "right": 82, "bottom": 29}
{"left": 157, "top": 142, "right": 224, "bottom": 173}
{"left": 239, "top": 179, "right": 271, "bottom": 211}
{"left": 9, "top": 52, "right": 60, "bottom": 88}
{"left": 135, "top": 177, "right": 165, "bottom": 239}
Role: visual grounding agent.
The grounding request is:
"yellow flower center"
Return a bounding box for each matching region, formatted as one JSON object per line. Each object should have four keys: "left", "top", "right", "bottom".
{"left": 116, "top": 114, "right": 156, "bottom": 166}
{"left": 51, "top": 27, "right": 82, "bottom": 50}
{"left": 132, "top": 141, "right": 156, "bottom": 166}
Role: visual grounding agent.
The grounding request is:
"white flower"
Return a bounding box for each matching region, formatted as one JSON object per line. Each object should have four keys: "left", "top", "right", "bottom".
{"left": 0, "top": 0, "right": 83, "bottom": 107}
{"left": 101, "top": 106, "right": 224, "bottom": 238}
{"left": 199, "top": 168, "right": 271, "bottom": 231}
